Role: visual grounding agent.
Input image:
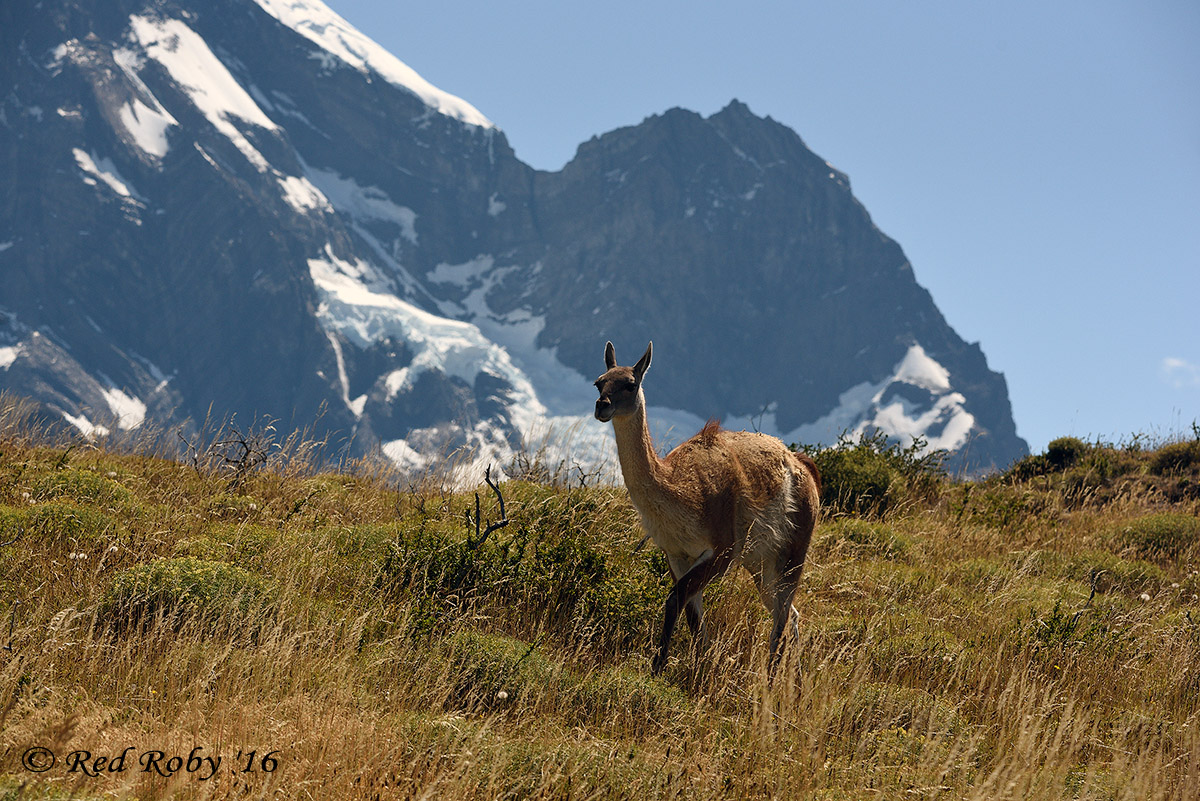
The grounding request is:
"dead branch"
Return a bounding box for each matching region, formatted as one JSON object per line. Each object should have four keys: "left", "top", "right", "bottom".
{"left": 466, "top": 465, "right": 509, "bottom": 550}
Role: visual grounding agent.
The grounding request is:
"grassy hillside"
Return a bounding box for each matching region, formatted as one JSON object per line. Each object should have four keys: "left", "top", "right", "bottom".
{"left": 1, "top": 397, "right": 1198, "bottom": 800}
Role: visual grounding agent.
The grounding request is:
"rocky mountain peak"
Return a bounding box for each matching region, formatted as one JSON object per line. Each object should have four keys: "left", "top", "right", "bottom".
{"left": 0, "top": 0, "right": 1027, "bottom": 475}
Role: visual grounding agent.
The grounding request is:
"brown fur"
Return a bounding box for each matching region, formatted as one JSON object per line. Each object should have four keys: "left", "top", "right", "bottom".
{"left": 594, "top": 341, "right": 820, "bottom": 675}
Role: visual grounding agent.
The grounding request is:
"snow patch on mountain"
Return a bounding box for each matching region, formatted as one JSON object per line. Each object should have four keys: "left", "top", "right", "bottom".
{"left": 117, "top": 97, "right": 177, "bottom": 159}
{"left": 278, "top": 174, "right": 330, "bottom": 214}
{"left": 304, "top": 165, "right": 418, "bottom": 243}
{"left": 61, "top": 411, "right": 110, "bottom": 440}
{"left": 786, "top": 344, "right": 974, "bottom": 451}
{"left": 128, "top": 15, "right": 279, "bottom": 171}
{"left": 251, "top": 0, "right": 494, "bottom": 129}
{"left": 322, "top": 330, "right": 366, "bottom": 418}
{"left": 101, "top": 387, "right": 147, "bottom": 430}
{"left": 112, "top": 47, "right": 178, "bottom": 159}
{"left": 426, "top": 256, "right": 624, "bottom": 473}
{"left": 73, "top": 149, "right": 144, "bottom": 206}
{"left": 380, "top": 437, "right": 425, "bottom": 472}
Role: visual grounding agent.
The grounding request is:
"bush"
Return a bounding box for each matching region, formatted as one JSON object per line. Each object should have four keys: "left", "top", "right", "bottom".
{"left": 376, "top": 485, "right": 667, "bottom": 650}
{"left": 19, "top": 502, "right": 124, "bottom": 548}
{"left": 1045, "top": 437, "right": 1088, "bottom": 471}
{"left": 1059, "top": 551, "right": 1167, "bottom": 596}
{"left": 822, "top": 519, "right": 912, "bottom": 560}
{"left": 100, "top": 556, "right": 268, "bottom": 630}
{"left": 570, "top": 664, "right": 687, "bottom": 732}
{"left": 32, "top": 469, "right": 132, "bottom": 507}
{"left": 795, "top": 429, "right": 946, "bottom": 519}
{"left": 1150, "top": 440, "right": 1200, "bottom": 476}
{"left": 440, "top": 630, "right": 556, "bottom": 711}
{"left": 1112, "top": 514, "right": 1200, "bottom": 563}
{"left": 1006, "top": 436, "right": 1090, "bottom": 482}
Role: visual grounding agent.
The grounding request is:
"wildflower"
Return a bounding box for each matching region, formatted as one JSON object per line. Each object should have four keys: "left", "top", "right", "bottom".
{"left": 1139, "top": 592, "right": 1151, "bottom": 602}
{"left": 496, "top": 690, "right": 509, "bottom": 702}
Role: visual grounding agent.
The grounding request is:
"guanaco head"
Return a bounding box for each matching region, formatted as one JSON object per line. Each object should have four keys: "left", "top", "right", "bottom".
{"left": 594, "top": 341, "right": 652, "bottom": 423}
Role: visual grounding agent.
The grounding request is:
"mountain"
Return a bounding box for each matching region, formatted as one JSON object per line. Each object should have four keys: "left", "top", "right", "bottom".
{"left": 0, "top": 0, "right": 1028, "bottom": 475}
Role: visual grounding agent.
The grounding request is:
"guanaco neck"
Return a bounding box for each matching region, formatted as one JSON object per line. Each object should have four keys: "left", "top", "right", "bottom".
{"left": 611, "top": 400, "right": 669, "bottom": 503}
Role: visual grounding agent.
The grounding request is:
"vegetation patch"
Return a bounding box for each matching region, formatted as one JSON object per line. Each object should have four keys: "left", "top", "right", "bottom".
{"left": 31, "top": 468, "right": 132, "bottom": 507}
{"left": 570, "top": 663, "right": 689, "bottom": 733}
{"left": 173, "top": 521, "right": 279, "bottom": 566}
{"left": 1149, "top": 438, "right": 1200, "bottom": 476}
{"left": 1059, "top": 550, "right": 1167, "bottom": 596}
{"left": 820, "top": 518, "right": 912, "bottom": 561}
{"left": 439, "top": 630, "right": 557, "bottom": 711}
{"left": 15, "top": 501, "right": 124, "bottom": 548}
{"left": 795, "top": 429, "right": 945, "bottom": 519}
{"left": 99, "top": 556, "right": 269, "bottom": 631}
{"left": 377, "top": 484, "right": 667, "bottom": 650}
{"left": 3, "top": 417, "right": 1200, "bottom": 800}
{"left": 1109, "top": 513, "right": 1200, "bottom": 564}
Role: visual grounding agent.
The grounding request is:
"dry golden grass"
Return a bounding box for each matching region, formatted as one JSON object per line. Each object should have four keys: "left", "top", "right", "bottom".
{"left": 1, "top": 396, "right": 1198, "bottom": 800}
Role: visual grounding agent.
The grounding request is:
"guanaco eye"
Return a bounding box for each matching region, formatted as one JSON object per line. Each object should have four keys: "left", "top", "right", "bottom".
{"left": 625, "top": 381, "right": 638, "bottom": 391}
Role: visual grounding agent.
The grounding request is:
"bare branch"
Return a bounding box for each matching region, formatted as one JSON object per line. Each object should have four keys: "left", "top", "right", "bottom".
{"left": 466, "top": 465, "right": 509, "bottom": 550}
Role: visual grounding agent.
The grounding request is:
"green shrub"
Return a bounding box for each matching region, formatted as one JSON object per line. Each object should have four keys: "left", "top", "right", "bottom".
{"left": 1112, "top": 514, "right": 1200, "bottom": 563}
{"left": 1025, "top": 601, "right": 1131, "bottom": 657}
{"left": 377, "top": 485, "right": 667, "bottom": 649}
{"left": 1005, "top": 437, "right": 1147, "bottom": 508}
{"left": 19, "top": 502, "right": 123, "bottom": 548}
{"left": 201, "top": 493, "right": 264, "bottom": 520}
{"left": 570, "top": 664, "right": 687, "bottom": 732}
{"left": 1046, "top": 437, "right": 1088, "bottom": 471}
{"left": 440, "top": 630, "right": 556, "bottom": 710}
{"left": 1060, "top": 551, "right": 1167, "bottom": 596}
{"left": 1150, "top": 440, "right": 1200, "bottom": 476}
{"left": 174, "top": 522, "right": 278, "bottom": 564}
{"left": 868, "top": 628, "right": 960, "bottom": 685}
{"left": 833, "top": 682, "right": 967, "bottom": 741}
{"left": 32, "top": 469, "right": 132, "bottom": 506}
{"left": 823, "top": 519, "right": 912, "bottom": 560}
{"left": 795, "top": 429, "right": 945, "bottom": 519}
{"left": 1007, "top": 437, "right": 1091, "bottom": 482}
{"left": 100, "top": 556, "right": 268, "bottom": 629}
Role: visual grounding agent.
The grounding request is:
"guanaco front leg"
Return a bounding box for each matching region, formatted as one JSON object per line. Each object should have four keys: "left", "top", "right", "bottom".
{"left": 668, "top": 554, "right": 710, "bottom": 651}
{"left": 654, "top": 548, "right": 727, "bottom": 675}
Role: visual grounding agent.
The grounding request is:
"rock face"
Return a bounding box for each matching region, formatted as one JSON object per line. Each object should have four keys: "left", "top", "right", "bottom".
{"left": 0, "top": 0, "right": 1027, "bottom": 474}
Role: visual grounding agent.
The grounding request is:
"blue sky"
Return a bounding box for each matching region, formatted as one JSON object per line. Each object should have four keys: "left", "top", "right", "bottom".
{"left": 328, "top": 0, "right": 1199, "bottom": 453}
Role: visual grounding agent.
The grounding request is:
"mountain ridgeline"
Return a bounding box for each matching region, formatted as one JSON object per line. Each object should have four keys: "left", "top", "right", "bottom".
{"left": 0, "top": 0, "right": 1028, "bottom": 473}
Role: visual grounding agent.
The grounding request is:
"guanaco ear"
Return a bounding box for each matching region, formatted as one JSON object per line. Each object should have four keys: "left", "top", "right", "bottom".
{"left": 604, "top": 341, "right": 617, "bottom": 369}
{"left": 633, "top": 341, "right": 652, "bottom": 382}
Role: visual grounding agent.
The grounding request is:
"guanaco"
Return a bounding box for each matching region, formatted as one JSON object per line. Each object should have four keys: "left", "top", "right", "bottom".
{"left": 594, "top": 341, "right": 820, "bottom": 675}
